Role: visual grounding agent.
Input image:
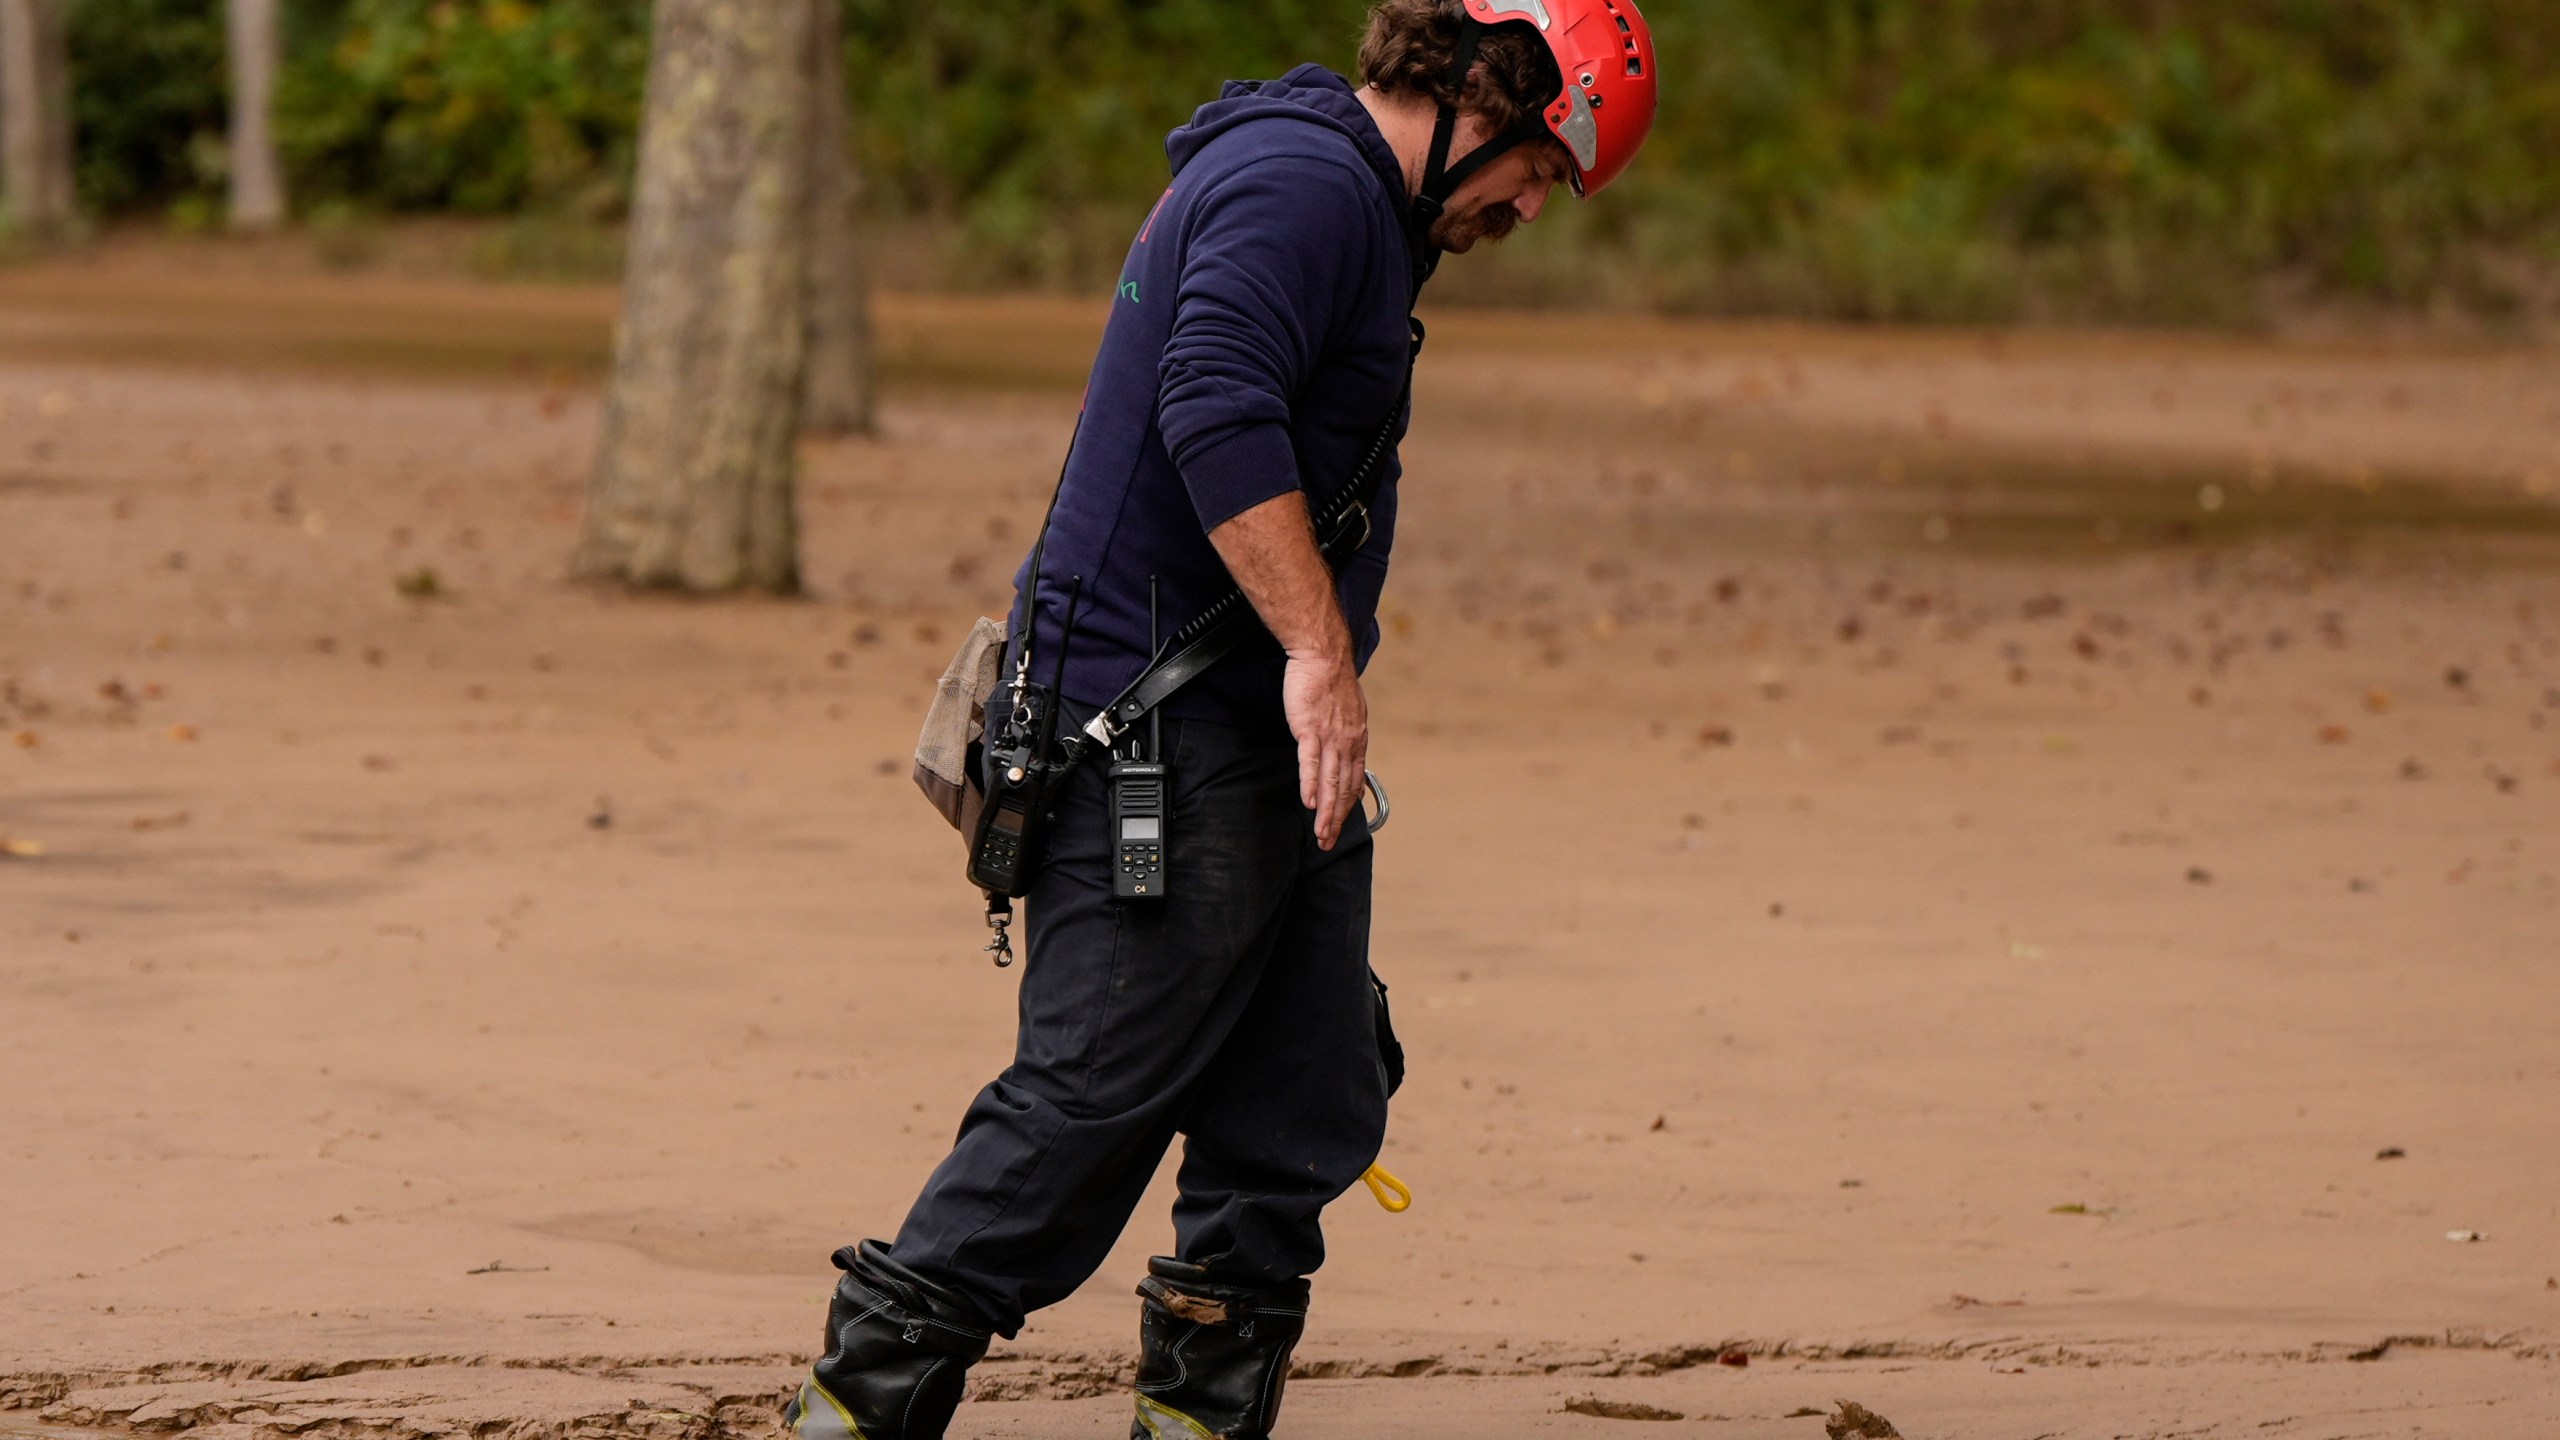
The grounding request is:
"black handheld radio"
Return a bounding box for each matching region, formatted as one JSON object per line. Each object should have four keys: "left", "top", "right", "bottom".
{"left": 967, "top": 684, "right": 1060, "bottom": 896}
{"left": 966, "top": 579, "right": 1085, "bottom": 900}
{"left": 1107, "top": 758, "right": 1167, "bottom": 899}
{"left": 1107, "top": 577, "right": 1171, "bottom": 902}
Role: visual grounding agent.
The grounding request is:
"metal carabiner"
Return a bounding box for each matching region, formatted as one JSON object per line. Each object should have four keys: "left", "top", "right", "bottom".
{"left": 984, "top": 896, "right": 1018, "bottom": 968}
{"left": 1363, "top": 769, "right": 1391, "bottom": 835}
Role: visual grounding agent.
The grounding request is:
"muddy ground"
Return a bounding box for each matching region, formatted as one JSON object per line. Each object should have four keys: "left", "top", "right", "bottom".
{"left": 3, "top": 240, "right": 2559, "bottom": 1438}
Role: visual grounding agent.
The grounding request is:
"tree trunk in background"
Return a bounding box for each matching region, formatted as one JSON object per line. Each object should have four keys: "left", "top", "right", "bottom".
{"left": 575, "top": 0, "right": 816, "bottom": 592}
{"left": 801, "top": 0, "right": 877, "bottom": 436}
{"left": 0, "top": 0, "right": 76, "bottom": 238}
{"left": 226, "top": 0, "right": 285, "bottom": 230}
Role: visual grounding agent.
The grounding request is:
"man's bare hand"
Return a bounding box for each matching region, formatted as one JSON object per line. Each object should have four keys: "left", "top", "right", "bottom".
{"left": 1284, "top": 649, "right": 1368, "bottom": 849}
{"left": 1205, "top": 491, "right": 1375, "bottom": 848}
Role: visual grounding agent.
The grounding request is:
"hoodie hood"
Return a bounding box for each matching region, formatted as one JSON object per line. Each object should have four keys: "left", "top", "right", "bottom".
{"left": 1166, "top": 64, "right": 1408, "bottom": 218}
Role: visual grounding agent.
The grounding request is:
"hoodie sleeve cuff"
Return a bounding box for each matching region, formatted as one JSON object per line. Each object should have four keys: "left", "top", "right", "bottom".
{"left": 1177, "top": 421, "right": 1302, "bottom": 533}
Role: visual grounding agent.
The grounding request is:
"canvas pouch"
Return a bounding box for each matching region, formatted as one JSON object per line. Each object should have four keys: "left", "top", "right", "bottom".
{"left": 913, "top": 615, "right": 1009, "bottom": 837}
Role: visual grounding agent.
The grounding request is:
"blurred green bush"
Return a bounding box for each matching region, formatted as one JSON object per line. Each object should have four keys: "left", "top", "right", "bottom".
{"left": 58, "top": 0, "right": 2560, "bottom": 324}
{"left": 274, "top": 0, "right": 647, "bottom": 216}
{"left": 66, "top": 0, "right": 228, "bottom": 217}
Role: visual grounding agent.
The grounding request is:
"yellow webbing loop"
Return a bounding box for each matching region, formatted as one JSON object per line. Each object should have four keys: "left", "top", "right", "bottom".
{"left": 1360, "top": 1163, "right": 1412, "bottom": 1214}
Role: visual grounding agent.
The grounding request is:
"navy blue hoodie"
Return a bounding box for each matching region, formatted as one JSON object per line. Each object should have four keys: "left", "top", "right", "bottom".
{"left": 1008, "top": 65, "right": 1417, "bottom": 734}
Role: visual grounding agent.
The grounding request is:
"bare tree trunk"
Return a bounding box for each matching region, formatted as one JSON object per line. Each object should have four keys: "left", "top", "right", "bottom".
{"left": 575, "top": 0, "right": 817, "bottom": 593}
{"left": 0, "top": 0, "right": 76, "bottom": 238}
{"left": 801, "top": 0, "right": 877, "bottom": 436}
{"left": 226, "top": 0, "right": 286, "bottom": 230}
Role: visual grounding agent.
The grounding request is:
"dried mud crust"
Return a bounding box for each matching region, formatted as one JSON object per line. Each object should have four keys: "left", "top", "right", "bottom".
{"left": 10, "top": 1331, "right": 2559, "bottom": 1440}
{"left": 5, "top": 1332, "right": 2560, "bottom": 1434}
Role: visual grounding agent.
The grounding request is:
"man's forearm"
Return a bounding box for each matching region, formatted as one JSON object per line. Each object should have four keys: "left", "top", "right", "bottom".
{"left": 1206, "top": 492, "right": 1352, "bottom": 662}
{"left": 1207, "top": 489, "right": 1368, "bottom": 846}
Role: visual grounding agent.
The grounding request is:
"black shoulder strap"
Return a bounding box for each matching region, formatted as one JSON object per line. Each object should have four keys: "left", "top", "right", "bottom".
{"left": 1084, "top": 317, "right": 1424, "bottom": 747}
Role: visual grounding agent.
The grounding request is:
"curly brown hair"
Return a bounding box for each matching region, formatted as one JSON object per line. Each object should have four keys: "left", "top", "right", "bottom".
{"left": 1357, "top": 0, "right": 1564, "bottom": 138}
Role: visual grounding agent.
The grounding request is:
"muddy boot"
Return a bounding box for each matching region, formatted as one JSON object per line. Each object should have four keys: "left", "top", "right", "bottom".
{"left": 1128, "top": 1257, "right": 1310, "bottom": 1439}
{"left": 784, "top": 1240, "right": 992, "bottom": 1440}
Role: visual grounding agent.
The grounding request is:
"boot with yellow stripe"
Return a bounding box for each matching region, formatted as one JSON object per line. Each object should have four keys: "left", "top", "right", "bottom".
{"left": 1128, "top": 1258, "right": 1309, "bottom": 1440}
{"left": 784, "top": 1240, "right": 991, "bottom": 1440}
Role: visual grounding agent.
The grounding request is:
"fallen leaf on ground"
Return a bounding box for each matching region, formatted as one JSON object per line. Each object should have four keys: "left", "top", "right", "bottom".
{"left": 1, "top": 838, "right": 45, "bottom": 858}
{"left": 166, "top": 724, "right": 197, "bottom": 742}
{"left": 2375, "top": 1146, "right": 2405, "bottom": 1160}
{"left": 2050, "top": 1202, "right": 2091, "bottom": 1214}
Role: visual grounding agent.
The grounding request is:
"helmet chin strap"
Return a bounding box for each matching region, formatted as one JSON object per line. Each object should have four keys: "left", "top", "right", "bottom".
{"left": 1405, "top": 20, "right": 1539, "bottom": 293}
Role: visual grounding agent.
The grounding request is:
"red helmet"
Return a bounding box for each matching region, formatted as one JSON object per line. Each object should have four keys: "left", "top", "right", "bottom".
{"left": 1461, "top": 0, "right": 1657, "bottom": 195}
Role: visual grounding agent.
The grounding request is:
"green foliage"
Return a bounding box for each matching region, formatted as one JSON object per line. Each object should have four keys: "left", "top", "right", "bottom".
{"left": 837, "top": 0, "right": 1369, "bottom": 283}
{"left": 273, "top": 0, "right": 649, "bottom": 215}
{"left": 56, "top": 0, "right": 2560, "bottom": 322}
{"left": 66, "top": 0, "right": 228, "bottom": 213}
{"left": 1580, "top": 0, "right": 2560, "bottom": 320}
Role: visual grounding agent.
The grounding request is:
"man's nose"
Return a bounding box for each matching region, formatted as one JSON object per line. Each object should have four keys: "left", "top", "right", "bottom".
{"left": 1515, "top": 184, "right": 1551, "bottom": 224}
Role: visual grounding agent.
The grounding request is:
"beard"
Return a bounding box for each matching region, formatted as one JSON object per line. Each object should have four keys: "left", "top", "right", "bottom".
{"left": 1429, "top": 200, "right": 1523, "bottom": 253}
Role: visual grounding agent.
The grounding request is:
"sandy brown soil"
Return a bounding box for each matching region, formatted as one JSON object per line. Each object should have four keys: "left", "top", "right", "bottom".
{"left": 4, "top": 248, "right": 2559, "bottom": 1438}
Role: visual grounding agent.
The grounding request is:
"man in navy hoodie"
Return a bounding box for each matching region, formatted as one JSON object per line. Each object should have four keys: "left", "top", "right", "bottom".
{"left": 790, "top": 4, "right": 1657, "bottom": 1437}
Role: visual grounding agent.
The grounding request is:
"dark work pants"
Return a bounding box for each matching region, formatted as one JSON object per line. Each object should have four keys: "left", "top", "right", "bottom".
{"left": 888, "top": 716, "right": 1389, "bottom": 1337}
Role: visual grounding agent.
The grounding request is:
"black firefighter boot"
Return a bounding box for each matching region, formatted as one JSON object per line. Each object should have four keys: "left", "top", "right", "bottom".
{"left": 1128, "top": 1257, "right": 1311, "bottom": 1440}
{"left": 784, "top": 1239, "right": 992, "bottom": 1440}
